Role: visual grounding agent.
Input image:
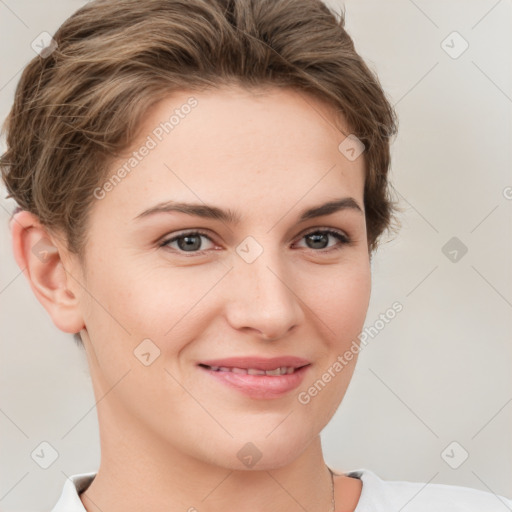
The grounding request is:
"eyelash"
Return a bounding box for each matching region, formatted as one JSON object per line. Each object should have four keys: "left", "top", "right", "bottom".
{"left": 159, "top": 228, "right": 351, "bottom": 255}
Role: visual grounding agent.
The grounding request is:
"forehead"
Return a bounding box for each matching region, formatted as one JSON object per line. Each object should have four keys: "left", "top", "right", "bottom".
{"left": 90, "top": 85, "right": 365, "bottom": 227}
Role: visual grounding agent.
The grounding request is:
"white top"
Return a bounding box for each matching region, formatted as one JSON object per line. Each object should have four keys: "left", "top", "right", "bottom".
{"left": 51, "top": 468, "right": 512, "bottom": 511}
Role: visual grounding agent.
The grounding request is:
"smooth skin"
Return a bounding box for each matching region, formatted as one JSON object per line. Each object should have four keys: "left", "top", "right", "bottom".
{"left": 11, "top": 85, "right": 369, "bottom": 512}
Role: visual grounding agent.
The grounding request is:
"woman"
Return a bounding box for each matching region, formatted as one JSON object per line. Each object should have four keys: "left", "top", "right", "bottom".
{"left": 2, "top": 0, "right": 510, "bottom": 510}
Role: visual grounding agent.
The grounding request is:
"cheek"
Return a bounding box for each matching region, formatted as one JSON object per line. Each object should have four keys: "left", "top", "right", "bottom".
{"left": 119, "top": 262, "right": 229, "bottom": 339}
{"left": 82, "top": 241, "right": 370, "bottom": 358}
{"left": 82, "top": 256, "right": 228, "bottom": 360}
{"left": 306, "top": 258, "right": 371, "bottom": 343}
{"left": 298, "top": 264, "right": 370, "bottom": 422}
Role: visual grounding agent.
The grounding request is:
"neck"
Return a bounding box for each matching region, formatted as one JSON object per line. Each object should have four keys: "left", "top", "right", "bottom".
{"left": 80, "top": 408, "right": 334, "bottom": 512}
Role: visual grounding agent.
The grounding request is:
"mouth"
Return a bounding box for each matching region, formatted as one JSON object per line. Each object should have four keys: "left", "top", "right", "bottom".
{"left": 197, "top": 356, "right": 311, "bottom": 399}
{"left": 198, "top": 363, "right": 307, "bottom": 376}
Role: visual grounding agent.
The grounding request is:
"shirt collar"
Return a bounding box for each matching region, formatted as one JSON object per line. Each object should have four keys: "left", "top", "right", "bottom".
{"left": 51, "top": 469, "right": 377, "bottom": 512}
{"left": 51, "top": 472, "right": 96, "bottom": 512}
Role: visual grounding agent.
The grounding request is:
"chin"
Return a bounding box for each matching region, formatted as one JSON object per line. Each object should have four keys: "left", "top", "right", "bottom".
{"left": 208, "top": 430, "right": 314, "bottom": 472}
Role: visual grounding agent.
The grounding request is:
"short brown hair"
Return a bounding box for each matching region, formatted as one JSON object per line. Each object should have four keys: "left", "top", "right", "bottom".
{"left": 1, "top": 0, "right": 399, "bottom": 344}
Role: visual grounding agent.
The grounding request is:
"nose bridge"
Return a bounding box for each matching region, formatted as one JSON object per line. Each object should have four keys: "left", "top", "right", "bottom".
{"left": 226, "top": 240, "right": 303, "bottom": 339}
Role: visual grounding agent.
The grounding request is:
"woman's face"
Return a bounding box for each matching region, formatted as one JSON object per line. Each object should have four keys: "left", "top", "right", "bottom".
{"left": 72, "top": 85, "right": 371, "bottom": 469}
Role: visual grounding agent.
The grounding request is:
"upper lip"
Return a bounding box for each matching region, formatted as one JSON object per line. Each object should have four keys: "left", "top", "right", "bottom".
{"left": 198, "top": 356, "right": 311, "bottom": 371}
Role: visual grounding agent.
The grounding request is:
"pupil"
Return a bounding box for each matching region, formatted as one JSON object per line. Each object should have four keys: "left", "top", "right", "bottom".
{"left": 307, "top": 233, "right": 328, "bottom": 249}
{"left": 179, "top": 235, "right": 201, "bottom": 251}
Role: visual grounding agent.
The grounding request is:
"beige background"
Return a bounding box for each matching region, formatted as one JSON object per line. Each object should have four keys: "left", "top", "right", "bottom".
{"left": 1, "top": 0, "right": 511, "bottom": 510}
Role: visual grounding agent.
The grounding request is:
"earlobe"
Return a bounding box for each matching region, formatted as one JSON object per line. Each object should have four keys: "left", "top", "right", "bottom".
{"left": 10, "top": 210, "right": 86, "bottom": 334}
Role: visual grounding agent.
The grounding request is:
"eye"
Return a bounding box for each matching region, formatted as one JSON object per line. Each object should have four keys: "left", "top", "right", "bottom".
{"left": 159, "top": 230, "right": 215, "bottom": 254}
{"left": 159, "top": 227, "right": 351, "bottom": 255}
{"left": 294, "top": 228, "right": 350, "bottom": 252}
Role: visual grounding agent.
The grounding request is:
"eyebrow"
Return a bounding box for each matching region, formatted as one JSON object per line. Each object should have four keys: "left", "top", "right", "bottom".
{"left": 133, "top": 197, "right": 364, "bottom": 224}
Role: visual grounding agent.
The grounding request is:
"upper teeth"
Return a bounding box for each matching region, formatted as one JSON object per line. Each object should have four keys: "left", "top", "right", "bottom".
{"left": 207, "top": 366, "right": 295, "bottom": 375}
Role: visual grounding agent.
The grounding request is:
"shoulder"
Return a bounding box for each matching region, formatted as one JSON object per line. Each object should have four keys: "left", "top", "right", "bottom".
{"left": 336, "top": 468, "right": 512, "bottom": 512}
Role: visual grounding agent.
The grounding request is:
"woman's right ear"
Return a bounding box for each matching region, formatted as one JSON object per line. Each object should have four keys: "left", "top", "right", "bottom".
{"left": 9, "top": 210, "right": 86, "bottom": 335}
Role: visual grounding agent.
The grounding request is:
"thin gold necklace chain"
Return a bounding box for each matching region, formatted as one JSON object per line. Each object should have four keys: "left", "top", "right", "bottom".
{"left": 327, "top": 466, "right": 336, "bottom": 512}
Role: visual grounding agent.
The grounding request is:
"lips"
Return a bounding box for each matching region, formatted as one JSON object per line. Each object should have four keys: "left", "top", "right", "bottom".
{"left": 197, "top": 356, "right": 311, "bottom": 399}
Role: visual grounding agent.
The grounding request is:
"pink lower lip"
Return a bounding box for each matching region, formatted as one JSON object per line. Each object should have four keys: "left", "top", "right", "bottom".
{"left": 199, "top": 365, "right": 310, "bottom": 399}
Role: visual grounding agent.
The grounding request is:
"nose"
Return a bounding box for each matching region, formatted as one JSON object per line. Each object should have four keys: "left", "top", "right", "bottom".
{"left": 224, "top": 247, "right": 304, "bottom": 341}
